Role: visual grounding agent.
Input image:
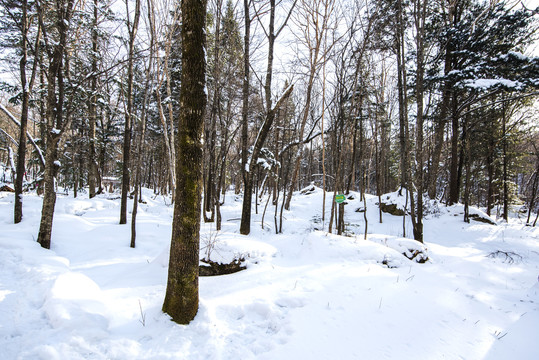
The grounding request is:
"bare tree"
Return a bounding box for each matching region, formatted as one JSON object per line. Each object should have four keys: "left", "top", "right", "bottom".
{"left": 8, "top": 0, "right": 41, "bottom": 223}
{"left": 239, "top": 0, "right": 296, "bottom": 235}
{"left": 284, "top": 0, "right": 336, "bottom": 211}
{"left": 131, "top": 0, "right": 156, "bottom": 248}
{"left": 120, "top": 0, "right": 141, "bottom": 224}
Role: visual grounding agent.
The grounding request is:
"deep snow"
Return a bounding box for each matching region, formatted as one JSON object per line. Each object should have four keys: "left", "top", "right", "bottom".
{"left": 0, "top": 187, "right": 538, "bottom": 359}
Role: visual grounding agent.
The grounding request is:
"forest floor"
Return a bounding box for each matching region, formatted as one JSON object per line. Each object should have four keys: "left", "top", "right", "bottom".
{"left": 1, "top": 186, "right": 538, "bottom": 359}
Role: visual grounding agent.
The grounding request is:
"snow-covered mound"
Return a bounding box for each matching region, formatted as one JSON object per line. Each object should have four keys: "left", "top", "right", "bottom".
{"left": 0, "top": 187, "right": 538, "bottom": 359}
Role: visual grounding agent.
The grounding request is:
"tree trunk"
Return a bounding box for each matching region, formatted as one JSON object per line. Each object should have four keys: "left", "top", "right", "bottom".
{"left": 36, "top": 0, "right": 74, "bottom": 249}
{"left": 284, "top": 0, "right": 332, "bottom": 211}
{"left": 526, "top": 165, "right": 538, "bottom": 225}
{"left": 88, "top": 0, "right": 99, "bottom": 199}
{"left": 486, "top": 130, "right": 495, "bottom": 215}
{"left": 204, "top": 0, "right": 222, "bottom": 222}
{"left": 14, "top": 0, "right": 38, "bottom": 223}
{"left": 502, "top": 99, "right": 508, "bottom": 222}
{"left": 131, "top": 0, "right": 154, "bottom": 248}
{"left": 162, "top": 0, "right": 207, "bottom": 325}
{"left": 241, "top": 0, "right": 250, "bottom": 187}
{"left": 463, "top": 113, "right": 471, "bottom": 223}
{"left": 448, "top": 96, "right": 460, "bottom": 205}
{"left": 411, "top": 0, "right": 427, "bottom": 243}
{"left": 240, "top": 0, "right": 293, "bottom": 234}
{"left": 428, "top": 1, "right": 456, "bottom": 200}
{"left": 37, "top": 141, "right": 59, "bottom": 249}
{"left": 120, "top": 0, "right": 141, "bottom": 224}
{"left": 396, "top": 0, "right": 407, "bottom": 195}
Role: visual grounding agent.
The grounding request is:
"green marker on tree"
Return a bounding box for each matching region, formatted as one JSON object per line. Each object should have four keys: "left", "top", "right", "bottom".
{"left": 335, "top": 194, "right": 346, "bottom": 204}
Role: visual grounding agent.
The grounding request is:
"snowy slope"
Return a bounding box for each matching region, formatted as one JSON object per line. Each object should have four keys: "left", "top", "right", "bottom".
{"left": 0, "top": 188, "right": 538, "bottom": 359}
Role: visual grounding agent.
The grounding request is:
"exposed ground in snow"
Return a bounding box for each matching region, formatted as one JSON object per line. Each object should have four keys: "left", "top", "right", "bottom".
{"left": 1, "top": 187, "right": 538, "bottom": 359}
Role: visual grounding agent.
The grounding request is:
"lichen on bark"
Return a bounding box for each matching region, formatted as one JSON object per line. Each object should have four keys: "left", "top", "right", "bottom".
{"left": 162, "top": 0, "right": 208, "bottom": 325}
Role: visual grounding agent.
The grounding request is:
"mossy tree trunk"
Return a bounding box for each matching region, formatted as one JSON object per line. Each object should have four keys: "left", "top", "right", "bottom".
{"left": 162, "top": 0, "right": 207, "bottom": 325}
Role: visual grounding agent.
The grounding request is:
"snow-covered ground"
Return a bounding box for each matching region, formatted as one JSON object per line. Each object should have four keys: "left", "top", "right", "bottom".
{"left": 1, "top": 187, "right": 538, "bottom": 359}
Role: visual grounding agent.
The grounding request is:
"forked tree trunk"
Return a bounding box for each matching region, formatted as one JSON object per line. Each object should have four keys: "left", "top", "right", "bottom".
{"left": 162, "top": 0, "right": 208, "bottom": 325}
{"left": 36, "top": 0, "right": 74, "bottom": 249}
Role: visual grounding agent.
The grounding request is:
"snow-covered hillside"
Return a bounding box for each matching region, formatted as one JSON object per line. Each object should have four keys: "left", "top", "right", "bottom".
{"left": 1, "top": 188, "right": 538, "bottom": 359}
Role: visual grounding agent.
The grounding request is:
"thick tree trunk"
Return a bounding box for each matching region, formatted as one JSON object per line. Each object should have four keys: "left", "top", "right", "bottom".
{"left": 36, "top": 0, "right": 73, "bottom": 249}
{"left": 162, "top": 0, "right": 207, "bottom": 325}
{"left": 240, "top": 176, "right": 254, "bottom": 234}
{"left": 37, "top": 141, "right": 59, "bottom": 249}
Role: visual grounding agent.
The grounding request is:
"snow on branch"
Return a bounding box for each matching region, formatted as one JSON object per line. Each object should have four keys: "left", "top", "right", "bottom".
{"left": 246, "top": 84, "right": 294, "bottom": 173}
{"left": 279, "top": 131, "right": 322, "bottom": 157}
{"left": 0, "top": 104, "right": 46, "bottom": 167}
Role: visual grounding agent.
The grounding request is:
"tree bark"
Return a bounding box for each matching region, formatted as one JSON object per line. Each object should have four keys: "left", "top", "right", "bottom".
{"left": 14, "top": 0, "right": 39, "bottom": 223}
{"left": 241, "top": 0, "right": 250, "bottom": 187}
{"left": 411, "top": 0, "right": 427, "bottom": 243}
{"left": 88, "top": 0, "right": 99, "bottom": 199}
{"left": 502, "top": 98, "right": 508, "bottom": 222}
{"left": 120, "top": 0, "right": 141, "bottom": 224}
{"left": 396, "top": 0, "right": 407, "bottom": 194}
{"left": 428, "top": 0, "right": 456, "bottom": 200}
{"left": 463, "top": 112, "right": 471, "bottom": 223}
{"left": 36, "top": 0, "right": 74, "bottom": 249}
{"left": 448, "top": 96, "right": 460, "bottom": 205}
{"left": 162, "top": 0, "right": 207, "bottom": 324}
{"left": 131, "top": 0, "right": 155, "bottom": 248}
